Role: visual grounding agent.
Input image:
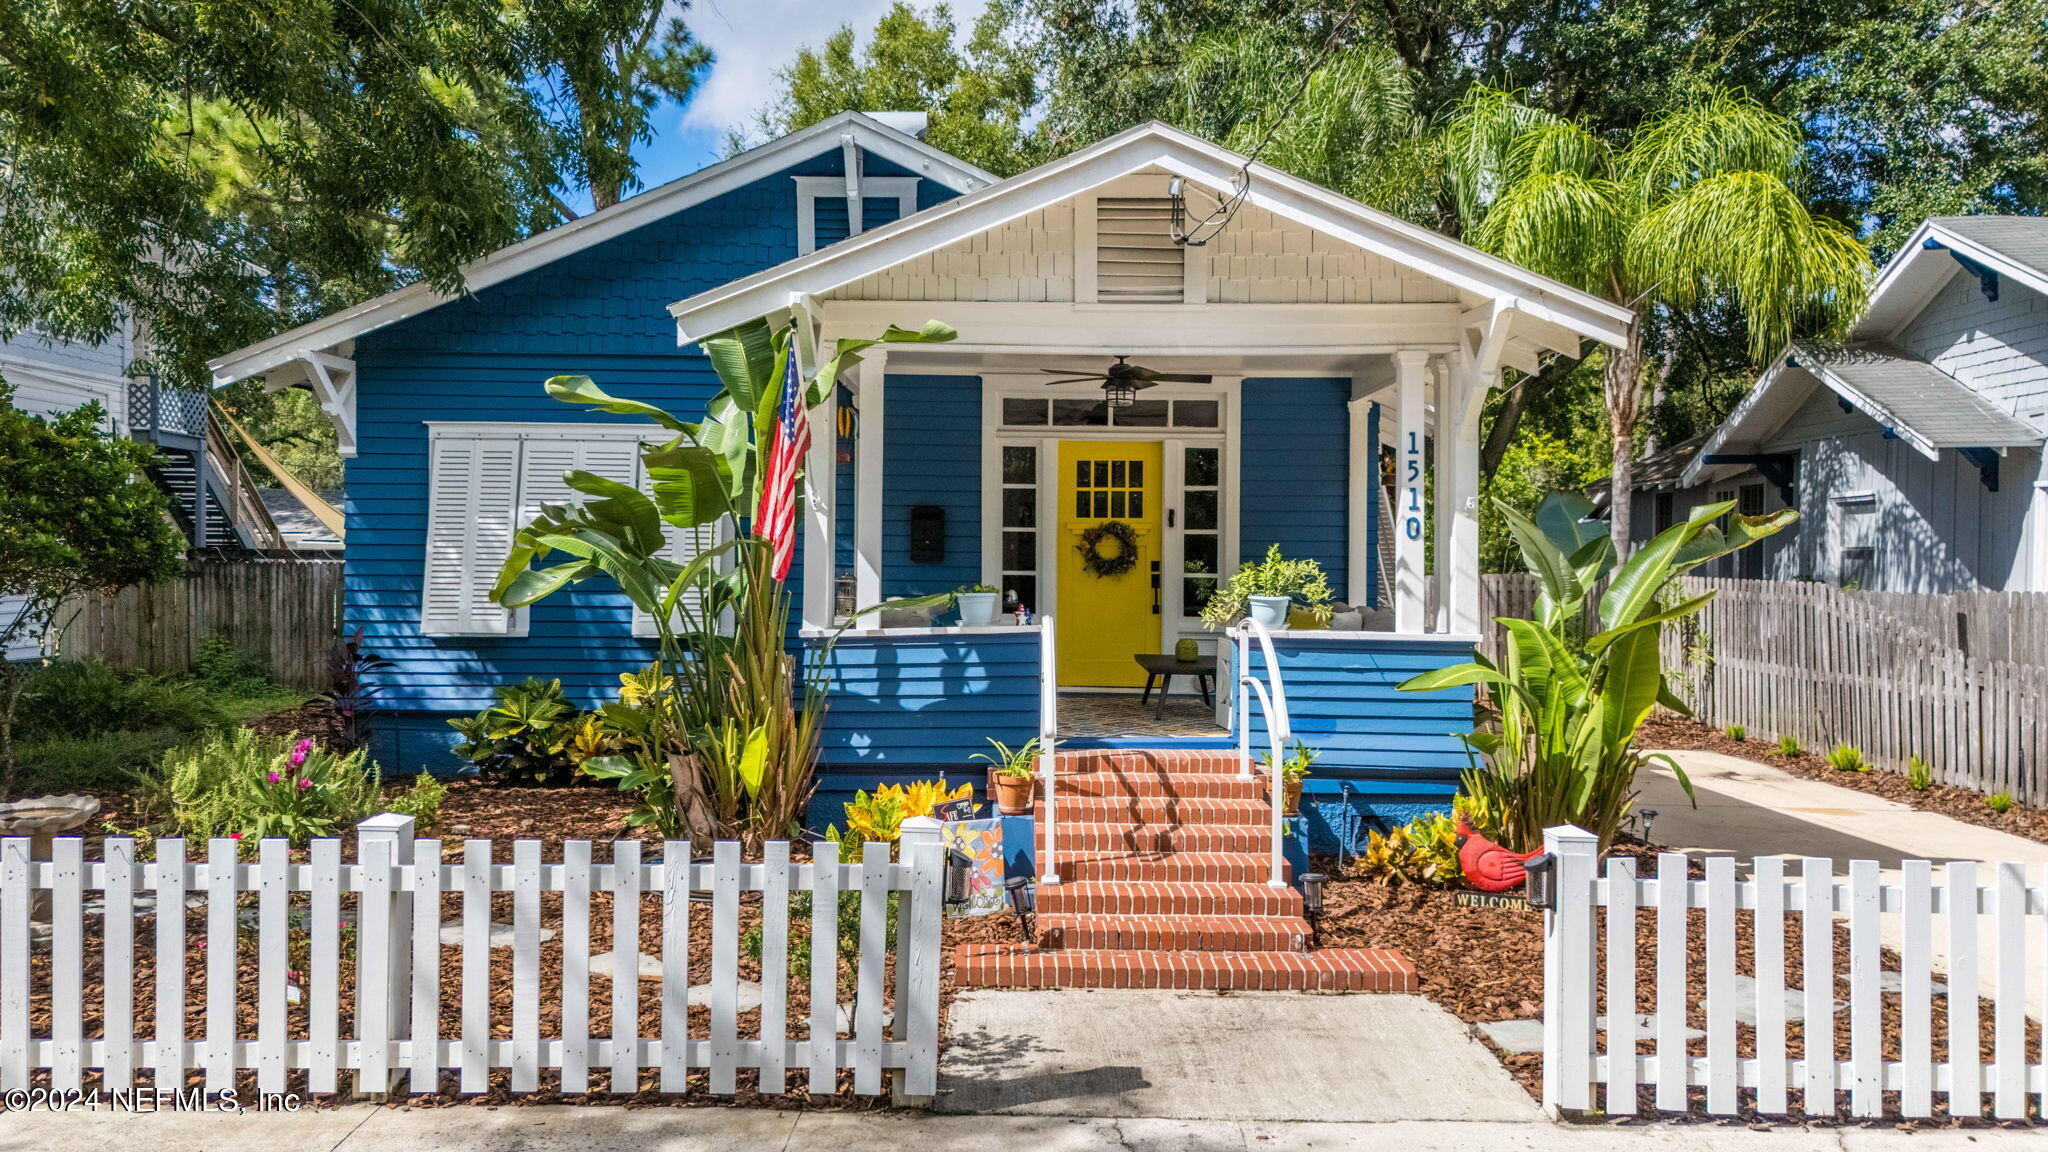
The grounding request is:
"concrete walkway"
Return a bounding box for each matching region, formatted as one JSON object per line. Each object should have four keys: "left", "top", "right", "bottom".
{"left": 935, "top": 989, "right": 1541, "bottom": 1121}
{"left": 4, "top": 1104, "right": 2045, "bottom": 1151}
{"left": 1642, "top": 748, "right": 2048, "bottom": 1016}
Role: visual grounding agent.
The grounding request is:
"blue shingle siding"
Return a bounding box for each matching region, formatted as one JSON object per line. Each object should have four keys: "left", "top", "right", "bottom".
{"left": 881, "top": 374, "right": 983, "bottom": 602}
{"left": 1240, "top": 378, "right": 1349, "bottom": 595}
{"left": 346, "top": 148, "right": 962, "bottom": 773}
{"left": 809, "top": 631, "right": 1038, "bottom": 768}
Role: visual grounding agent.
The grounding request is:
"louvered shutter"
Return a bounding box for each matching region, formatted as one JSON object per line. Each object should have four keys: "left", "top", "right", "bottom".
{"left": 421, "top": 434, "right": 523, "bottom": 636}
{"left": 632, "top": 442, "right": 726, "bottom": 638}
{"left": 514, "top": 433, "right": 655, "bottom": 631}
{"left": 1095, "top": 197, "right": 1185, "bottom": 302}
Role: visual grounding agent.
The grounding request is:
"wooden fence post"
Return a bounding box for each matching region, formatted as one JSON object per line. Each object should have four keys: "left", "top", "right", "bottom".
{"left": 1540, "top": 824, "right": 1599, "bottom": 1117}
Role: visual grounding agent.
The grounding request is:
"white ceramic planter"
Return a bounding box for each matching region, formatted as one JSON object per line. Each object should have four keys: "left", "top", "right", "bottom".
{"left": 956, "top": 592, "right": 1001, "bottom": 627}
{"left": 1247, "top": 595, "right": 1292, "bottom": 629}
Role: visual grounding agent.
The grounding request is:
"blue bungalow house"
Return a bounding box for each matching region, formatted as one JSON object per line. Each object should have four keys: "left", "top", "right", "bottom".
{"left": 208, "top": 113, "right": 1631, "bottom": 862}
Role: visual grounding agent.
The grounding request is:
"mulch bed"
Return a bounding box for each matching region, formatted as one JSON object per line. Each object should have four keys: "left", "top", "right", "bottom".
{"left": 1322, "top": 842, "right": 2042, "bottom": 1125}
{"left": 26, "top": 780, "right": 1028, "bottom": 1111}
{"left": 1641, "top": 713, "right": 2048, "bottom": 846}
{"left": 246, "top": 699, "right": 351, "bottom": 748}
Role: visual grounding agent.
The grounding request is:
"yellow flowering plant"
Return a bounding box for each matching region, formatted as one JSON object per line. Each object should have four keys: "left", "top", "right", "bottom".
{"left": 826, "top": 778, "right": 972, "bottom": 854}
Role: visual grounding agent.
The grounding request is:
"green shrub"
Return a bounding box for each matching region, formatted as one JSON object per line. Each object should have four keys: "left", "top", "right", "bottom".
{"left": 1198, "top": 544, "right": 1335, "bottom": 628}
{"left": 1357, "top": 808, "right": 1463, "bottom": 888}
{"left": 1775, "top": 733, "right": 1803, "bottom": 758}
{"left": 1986, "top": 791, "right": 2015, "bottom": 814}
{"left": 16, "top": 657, "right": 223, "bottom": 742}
{"left": 1907, "top": 756, "right": 1933, "bottom": 791}
{"left": 144, "top": 729, "right": 382, "bottom": 845}
{"left": 384, "top": 773, "right": 448, "bottom": 831}
{"left": 14, "top": 728, "right": 188, "bottom": 794}
{"left": 1825, "top": 744, "right": 1870, "bottom": 773}
{"left": 194, "top": 632, "right": 273, "bottom": 694}
{"left": 448, "top": 678, "right": 582, "bottom": 786}
{"left": 1725, "top": 724, "right": 1746, "bottom": 742}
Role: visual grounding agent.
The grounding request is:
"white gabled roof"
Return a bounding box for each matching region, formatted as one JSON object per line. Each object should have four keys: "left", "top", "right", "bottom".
{"left": 665, "top": 121, "right": 1636, "bottom": 350}
{"left": 208, "top": 113, "right": 994, "bottom": 387}
{"left": 1855, "top": 216, "right": 2048, "bottom": 340}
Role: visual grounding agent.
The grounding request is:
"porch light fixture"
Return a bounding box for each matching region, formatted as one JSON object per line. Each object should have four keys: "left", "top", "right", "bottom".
{"left": 1102, "top": 379, "right": 1140, "bottom": 409}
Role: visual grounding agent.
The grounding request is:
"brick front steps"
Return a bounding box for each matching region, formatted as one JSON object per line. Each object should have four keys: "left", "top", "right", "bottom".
{"left": 953, "top": 747, "right": 1415, "bottom": 992}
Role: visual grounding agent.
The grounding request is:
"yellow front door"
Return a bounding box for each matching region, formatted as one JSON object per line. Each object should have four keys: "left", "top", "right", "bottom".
{"left": 1057, "top": 440, "right": 1162, "bottom": 688}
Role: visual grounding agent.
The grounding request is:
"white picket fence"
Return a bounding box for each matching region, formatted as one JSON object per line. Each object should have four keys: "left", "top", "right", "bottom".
{"left": 1541, "top": 825, "right": 2048, "bottom": 1120}
{"left": 0, "top": 814, "right": 945, "bottom": 1101}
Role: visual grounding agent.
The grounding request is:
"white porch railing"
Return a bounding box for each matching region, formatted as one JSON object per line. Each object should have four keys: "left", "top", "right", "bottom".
{"left": 1037, "top": 614, "right": 1060, "bottom": 885}
{"left": 0, "top": 815, "right": 946, "bottom": 1101}
{"left": 1232, "top": 618, "right": 1292, "bottom": 889}
{"left": 1541, "top": 824, "right": 2048, "bottom": 1121}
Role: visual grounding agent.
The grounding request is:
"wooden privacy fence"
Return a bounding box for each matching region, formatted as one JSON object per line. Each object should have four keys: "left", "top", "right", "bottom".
{"left": 1541, "top": 826, "right": 2048, "bottom": 1121}
{"left": 1478, "top": 575, "right": 2048, "bottom": 805}
{"left": 59, "top": 559, "right": 343, "bottom": 690}
{"left": 0, "top": 815, "right": 946, "bottom": 1102}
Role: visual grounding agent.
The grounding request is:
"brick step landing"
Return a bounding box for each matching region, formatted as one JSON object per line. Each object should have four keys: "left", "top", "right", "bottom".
{"left": 1043, "top": 821, "right": 1268, "bottom": 854}
{"left": 1037, "top": 912, "right": 1310, "bottom": 953}
{"left": 1056, "top": 850, "right": 1288, "bottom": 885}
{"left": 955, "top": 943, "right": 1416, "bottom": 991}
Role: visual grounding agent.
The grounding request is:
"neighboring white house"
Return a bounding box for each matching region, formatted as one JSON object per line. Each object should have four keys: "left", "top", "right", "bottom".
{"left": 1635, "top": 216, "right": 2048, "bottom": 592}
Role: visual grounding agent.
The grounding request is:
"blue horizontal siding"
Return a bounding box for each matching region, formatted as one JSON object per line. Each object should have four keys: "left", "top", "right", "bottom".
{"left": 881, "top": 374, "right": 982, "bottom": 607}
{"left": 1236, "top": 635, "right": 1475, "bottom": 781}
{"left": 1241, "top": 378, "right": 1349, "bottom": 596}
{"left": 810, "top": 631, "right": 1038, "bottom": 769}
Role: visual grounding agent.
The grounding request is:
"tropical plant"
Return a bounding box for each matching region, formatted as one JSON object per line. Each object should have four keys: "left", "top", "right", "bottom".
{"left": 1825, "top": 743, "right": 1870, "bottom": 773}
{"left": 1357, "top": 808, "right": 1464, "bottom": 888}
{"left": 1400, "top": 491, "right": 1796, "bottom": 852}
{"left": 448, "top": 678, "right": 583, "bottom": 787}
{"left": 497, "top": 316, "right": 957, "bottom": 846}
{"left": 1907, "top": 755, "right": 1933, "bottom": 791}
{"left": 319, "top": 627, "right": 395, "bottom": 751}
{"left": 143, "top": 730, "right": 392, "bottom": 846}
{"left": 1199, "top": 544, "right": 1335, "bottom": 628}
{"left": 970, "top": 737, "right": 1041, "bottom": 779}
{"left": 1258, "top": 738, "right": 1318, "bottom": 782}
{"left": 0, "top": 384, "right": 187, "bottom": 800}
{"left": 1446, "top": 87, "right": 1871, "bottom": 553}
{"left": 826, "top": 779, "right": 973, "bottom": 856}
{"left": 1776, "top": 734, "right": 1804, "bottom": 758}
{"left": 1725, "top": 724, "right": 1747, "bottom": 742}
{"left": 1986, "top": 791, "right": 2016, "bottom": 815}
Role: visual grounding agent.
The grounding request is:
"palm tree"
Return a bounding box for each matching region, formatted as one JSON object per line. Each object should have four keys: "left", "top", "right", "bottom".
{"left": 1445, "top": 87, "right": 1871, "bottom": 552}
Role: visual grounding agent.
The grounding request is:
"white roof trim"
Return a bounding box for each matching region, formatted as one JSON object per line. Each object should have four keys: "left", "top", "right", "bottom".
{"left": 208, "top": 113, "right": 993, "bottom": 387}
{"left": 1854, "top": 218, "right": 2048, "bottom": 340}
{"left": 666, "top": 121, "right": 1635, "bottom": 350}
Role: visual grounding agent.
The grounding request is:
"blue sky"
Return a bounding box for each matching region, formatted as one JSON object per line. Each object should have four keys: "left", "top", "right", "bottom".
{"left": 623, "top": 0, "right": 991, "bottom": 196}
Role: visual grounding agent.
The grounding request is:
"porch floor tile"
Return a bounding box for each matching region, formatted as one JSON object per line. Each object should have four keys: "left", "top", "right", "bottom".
{"left": 1061, "top": 693, "right": 1227, "bottom": 739}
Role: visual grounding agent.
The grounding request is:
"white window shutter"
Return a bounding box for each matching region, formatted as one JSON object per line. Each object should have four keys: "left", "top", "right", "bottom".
{"left": 421, "top": 435, "right": 523, "bottom": 636}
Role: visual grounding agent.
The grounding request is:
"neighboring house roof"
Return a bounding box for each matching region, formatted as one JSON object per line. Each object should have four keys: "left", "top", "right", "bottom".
{"left": 1595, "top": 435, "right": 1707, "bottom": 505}
{"left": 257, "top": 488, "right": 344, "bottom": 551}
{"left": 1856, "top": 216, "right": 2048, "bottom": 339}
{"left": 664, "top": 120, "right": 1637, "bottom": 355}
{"left": 207, "top": 113, "right": 994, "bottom": 388}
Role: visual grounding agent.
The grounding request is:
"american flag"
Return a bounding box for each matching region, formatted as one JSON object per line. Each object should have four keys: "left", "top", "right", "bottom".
{"left": 756, "top": 347, "right": 811, "bottom": 581}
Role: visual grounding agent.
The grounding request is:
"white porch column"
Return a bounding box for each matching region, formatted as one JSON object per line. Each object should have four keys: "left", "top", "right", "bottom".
{"left": 802, "top": 381, "right": 836, "bottom": 632}
{"left": 1393, "top": 350, "right": 1429, "bottom": 632}
{"left": 854, "top": 350, "right": 888, "bottom": 611}
{"left": 1440, "top": 354, "right": 1486, "bottom": 637}
{"left": 1346, "top": 375, "right": 1374, "bottom": 609}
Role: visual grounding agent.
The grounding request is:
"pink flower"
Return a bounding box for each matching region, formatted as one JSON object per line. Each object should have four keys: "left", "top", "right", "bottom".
{"left": 297, "top": 778, "right": 312, "bottom": 790}
{"left": 267, "top": 772, "right": 282, "bottom": 783}
{"left": 229, "top": 833, "right": 242, "bottom": 840}
{"left": 290, "top": 738, "right": 314, "bottom": 768}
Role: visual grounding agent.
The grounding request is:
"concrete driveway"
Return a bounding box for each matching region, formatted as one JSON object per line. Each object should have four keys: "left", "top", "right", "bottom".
{"left": 935, "top": 989, "right": 1543, "bottom": 1122}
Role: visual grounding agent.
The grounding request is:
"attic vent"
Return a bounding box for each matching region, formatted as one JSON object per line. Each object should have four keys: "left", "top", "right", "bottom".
{"left": 1095, "top": 197, "right": 1186, "bottom": 303}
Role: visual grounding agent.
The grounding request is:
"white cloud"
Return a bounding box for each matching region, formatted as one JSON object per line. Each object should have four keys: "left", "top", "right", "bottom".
{"left": 681, "top": 0, "right": 990, "bottom": 135}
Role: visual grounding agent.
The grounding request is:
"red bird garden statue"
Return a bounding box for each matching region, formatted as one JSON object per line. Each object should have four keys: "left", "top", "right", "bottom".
{"left": 1456, "top": 817, "right": 1544, "bottom": 892}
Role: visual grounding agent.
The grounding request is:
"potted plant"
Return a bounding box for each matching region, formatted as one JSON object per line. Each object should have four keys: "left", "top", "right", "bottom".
{"left": 1258, "top": 739, "right": 1317, "bottom": 815}
{"left": 971, "top": 737, "right": 1041, "bottom": 815}
{"left": 1199, "top": 544, "right": 1334, "bottom": 630}
{"left": 955, "top": 583, "right": 1002, "bottom": 627}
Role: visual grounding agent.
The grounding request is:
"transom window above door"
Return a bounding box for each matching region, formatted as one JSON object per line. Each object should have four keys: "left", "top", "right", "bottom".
{"left": 1000, "top": 396, "right": 1221, "bottom": 429}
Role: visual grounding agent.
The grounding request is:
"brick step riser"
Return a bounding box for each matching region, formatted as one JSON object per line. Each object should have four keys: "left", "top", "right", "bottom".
{"left": 1054, "top": 777, "right": 1266, "bottom": 801}
{"left": 954, "top": 945, "right": 1417, "bottom": 992}
{"left": 1041, "top": 826, "right": 1269, "bottom": 854}
{"left": 1035, "top": 801, "right": 1273, "bottom": 827}
{"left": 1038, "top": 920, "right": 1308, "bottom": 954}
{"left": 1058, "top": 858, "right": 1283, "bottom": 885}
{"left": 1037, "top": 890, "right": 1303, "bottom": 918}
{"left": 1055, "top": 754, "right": 1248, "bottom": 776}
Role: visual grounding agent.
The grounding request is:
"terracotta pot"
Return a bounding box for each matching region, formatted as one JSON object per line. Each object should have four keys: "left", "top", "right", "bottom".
{"left": 994, "top": 773, "right": 1035, "bottom": 815}
{"left": 1282, "top": 777, "right": 1303, "bottom": 816}
{"left": 1455, "top": 817, "right": 1546, "bottom": 892}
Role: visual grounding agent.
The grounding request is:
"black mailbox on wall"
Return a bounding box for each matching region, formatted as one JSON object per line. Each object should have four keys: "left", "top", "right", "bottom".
{"left": 909, "top": 505, "right": 946, "bottom": 564}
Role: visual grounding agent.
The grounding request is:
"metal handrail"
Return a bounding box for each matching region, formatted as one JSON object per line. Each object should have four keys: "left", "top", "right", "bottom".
{"left": 1037, "top": 615, "right": 1060, "bottom": 885}
{"left": 1232, "top": 617, "right": 1292, "bottom": 888}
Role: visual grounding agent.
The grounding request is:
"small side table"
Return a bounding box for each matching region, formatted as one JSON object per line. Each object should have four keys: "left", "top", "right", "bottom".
{"left": 1135, "top": 653, "right": 1219, "bottom": 719}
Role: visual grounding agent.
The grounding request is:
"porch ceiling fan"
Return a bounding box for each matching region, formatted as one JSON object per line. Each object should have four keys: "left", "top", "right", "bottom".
{"left": 1040, "top": 355, "right": 1211, "bottom": 407}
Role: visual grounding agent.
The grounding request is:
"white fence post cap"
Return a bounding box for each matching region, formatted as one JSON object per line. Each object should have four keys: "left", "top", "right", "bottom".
{"left": 899, "top": 816, "right": 943, "bottom": 841}
{"left": 357, "top": 812, "right": 417, "bottom": 837}
{"left": 1543, "top": 824, "right": 1598, "bottom": 850}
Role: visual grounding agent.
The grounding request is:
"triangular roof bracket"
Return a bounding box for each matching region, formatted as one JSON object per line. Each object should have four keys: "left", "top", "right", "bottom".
{"left": 1923, "top": 237, "right": 2000, "bottom": 303}
{"left": 1700, "top": 451, "right": 1799, "bottom": 507}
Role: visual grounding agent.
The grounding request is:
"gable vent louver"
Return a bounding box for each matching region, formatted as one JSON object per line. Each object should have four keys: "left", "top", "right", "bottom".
{"left": 1095, "top": 197, "right": 1185, "bottom": 303}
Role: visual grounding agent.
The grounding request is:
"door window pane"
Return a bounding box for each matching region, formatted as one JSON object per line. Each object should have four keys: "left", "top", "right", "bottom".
{"left": 1183, "top": 578, "right": 1216, "bottom": 616}
{"left": 1184, "top": 447, "right": 1219, "bottom": 487}
{"left": 1002, "top": 575, "right": 1038, "bottom": 613}
{"left": 1003, "top": 445, "right": 1036, "bottom": 485}
{"left": 1173, "top": 399, "right": 1220, "bottom": 427}
{"left": 1002, "top": 531, "right": 1035, "bottom": 571}
{"left": 1003, "top": 488, "right": 1036, "bottom": 528}
{"left": 1002, "top": 397, "right": 1048, "bottom": 425}
{"left": 1184, "top": 534, "right": 1218, "bottom": 573}
{"left": 1186, "top": 489, "right": 1218, "bottom": 531}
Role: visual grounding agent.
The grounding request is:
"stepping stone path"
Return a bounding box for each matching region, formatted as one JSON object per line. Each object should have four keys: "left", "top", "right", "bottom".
{"left": 1706, "top": 974, "right": 1848, "bottom": 1025}
{"left": 1478, "top": 1014, "right": 1706, "bottom": 1056}
{"left": 439, "top": 920, "right": 556, "bottom": 947}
